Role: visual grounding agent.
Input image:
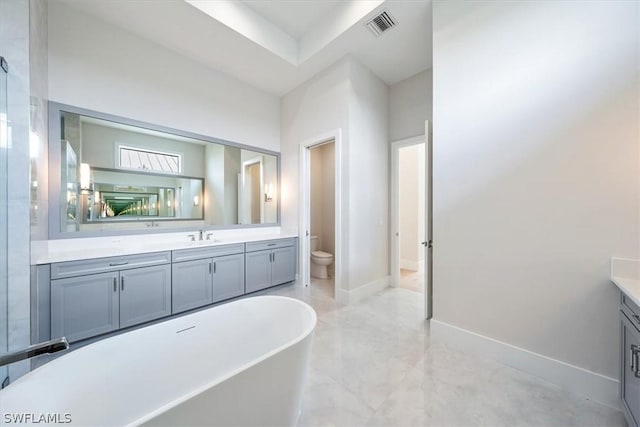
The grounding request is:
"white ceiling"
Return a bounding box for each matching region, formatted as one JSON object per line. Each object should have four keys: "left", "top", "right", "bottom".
{"left": 241, "top": 0, "right": 343, "bottom": 39}
{"left": 56, "top": 0, "right": 432, "bottom": 96}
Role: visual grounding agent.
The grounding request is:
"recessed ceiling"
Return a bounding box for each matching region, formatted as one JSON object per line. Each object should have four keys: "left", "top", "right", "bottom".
{"left": 241, "top": 0, "right": 343, "bottom": 39}
{"left": 54, "top": 0, "right": 432, "bottom": 96}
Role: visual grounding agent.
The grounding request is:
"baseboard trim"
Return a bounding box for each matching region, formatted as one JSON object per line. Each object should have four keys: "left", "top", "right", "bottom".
{"left": 430, "top": 319, "right": 620, "bottom": 409}
{"left": 400, "top": 259, "right": 419, "bottom": 271}
{"left": 336, "top": 275, "right": 390, "bottom": 304}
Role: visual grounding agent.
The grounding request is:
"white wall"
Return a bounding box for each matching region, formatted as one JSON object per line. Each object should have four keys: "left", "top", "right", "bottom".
{"left": 389, "top": 69, "right": 432, "bottom": 142}
{"left": 433, "top": 0, "right": 639, "bottom": 382}
{"left": 281, "top": 58, "right": 351, "bottom": 285}
{"left": 281, "top": 57, "right": 390, "bottom": 293}
{"left": 347, "top": 60, "right": 390, "bottom": 291}
{"left": 48, "top": 1, "right": 280, "bottom": 152}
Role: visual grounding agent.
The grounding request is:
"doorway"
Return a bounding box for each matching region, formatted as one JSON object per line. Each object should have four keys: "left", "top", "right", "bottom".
{"left": 391, "top": 121, "right": 432, "bottom": 319}
{"left": 299, "top": 129, "right": 342, "bottom": 301}
{"left": 241, "top": 158, "right": 263, "bottom": 224}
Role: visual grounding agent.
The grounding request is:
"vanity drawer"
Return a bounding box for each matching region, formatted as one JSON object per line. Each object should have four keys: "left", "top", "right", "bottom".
{"left": 172, "top": 243, "right": 245, "bottom": 263}
{"left": 245, "top": 238, "right": 295, "bottom": 253}
{"left": 622, "top": 292, "right": 640, "bottom": 327}
{"left": 51, "top": 251, "right": 171, "bottom": 279}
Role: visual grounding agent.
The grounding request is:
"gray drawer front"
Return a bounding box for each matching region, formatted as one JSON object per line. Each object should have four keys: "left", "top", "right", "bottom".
{"left": 51, "top": 251, "right": 171, "bottom": 279}
{"left": 245, "top": 238, "right": 295, "bottom": 253}
{"left": 622, "top": 292, "right": 640, "bottom": 325}
{"left": 172, "top": 243, "right": 245, "bottom": 263}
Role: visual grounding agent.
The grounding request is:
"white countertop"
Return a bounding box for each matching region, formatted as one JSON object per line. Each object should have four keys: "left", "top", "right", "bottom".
{"left": 31, "top": 227, "right": 298, "bottom": 264}
{"left": 611, "top": 257, "right": 640, "bottom": 307}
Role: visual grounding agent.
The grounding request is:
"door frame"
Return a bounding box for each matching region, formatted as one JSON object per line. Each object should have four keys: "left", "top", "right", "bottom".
{"left": 390, "top": 120, "right": 432, "bottom": 319}
{"left": 299, "top": 129, "right": 342, "bottom": 300}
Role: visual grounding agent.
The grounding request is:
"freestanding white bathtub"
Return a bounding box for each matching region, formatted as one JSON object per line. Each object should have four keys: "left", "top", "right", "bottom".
{"left": 0, "top": 296, "right": 316, "bottom": 426}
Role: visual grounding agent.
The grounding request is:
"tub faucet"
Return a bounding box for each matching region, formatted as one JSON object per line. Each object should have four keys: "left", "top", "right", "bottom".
{"left": 199, "top": 229, "right": 204, "bottom": 241}
{"left": 0, "top": 337, "right": 69, "bottom": 367}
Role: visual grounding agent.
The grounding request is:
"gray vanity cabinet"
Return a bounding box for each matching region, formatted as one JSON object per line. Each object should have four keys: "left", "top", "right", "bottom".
{"left": 212, "top": 254, "right": 245, "bottom": 303}
{"left": 119, "top": 264, "right": 172, "bottom": 328}
{"left": 171, "top": 244, "right": 245, "bottom": 314}
{"left": 245, "top": 250, "right": 272, "bottom": 293}
{"left": 271, "top": 246, "right": 296, "bottom": 286}
{"left": 51, "top": 271, "right": 120, "bottom": 343}
{"left": 172, "top": 258, "right": 213, "bottom": 314}
{"left": 50, "top": 251, "right": 172, "bottom": 343}
{"left": 621, "top": 293, "right": 640, "bottom": 427}
{"left": 245, "top": 239, "right": 296, "bottom": 293}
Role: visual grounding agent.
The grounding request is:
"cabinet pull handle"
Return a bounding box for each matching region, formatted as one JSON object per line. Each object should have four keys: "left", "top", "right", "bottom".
{"left": 121, "top": 276, "right": 124, "bottom": 291}
{"left": 209, "top": 261, "right": 212, "bottom": 274}
{"left": 273, "top": 253, "right": 276, "bottom": 262}
{"left": 113, "top": 277, "right": 117, "bottom": 292}
{"left": 214, "top": 262, "right": 217, "bottom": 274}
{"left": 632, "top": 345, "right": 640, "bottom": 378}
{"left": 633, "top": 314, "right": 640, "bottom": 325}
{"left": 267, "top": 243, "right": 276, "bottom": 247}
{"left": 109, "top": 261, "right": 128, "bottom": 267}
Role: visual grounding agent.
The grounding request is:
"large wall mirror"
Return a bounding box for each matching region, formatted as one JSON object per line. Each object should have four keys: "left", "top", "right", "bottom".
{"left": 49, "top": 103, "right": 279, "bottom": 238}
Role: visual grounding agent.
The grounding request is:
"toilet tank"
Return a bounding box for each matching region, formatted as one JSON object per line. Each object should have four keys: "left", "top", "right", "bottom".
{"left": 310, "top": 236, "right": 318, "bottom": 252}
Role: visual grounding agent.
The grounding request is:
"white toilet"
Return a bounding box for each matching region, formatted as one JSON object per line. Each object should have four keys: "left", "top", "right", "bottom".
{"left": 310, "top": 235, "right": 333, "bottom": 279}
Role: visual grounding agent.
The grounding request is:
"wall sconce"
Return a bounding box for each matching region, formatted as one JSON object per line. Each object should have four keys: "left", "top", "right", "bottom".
{"left": 193, "top": 195, "right": 200, "bottom": 207}
{"left": 264, "top": 184, "right": 274, "bottom": 202}
{"left": 80, "top": 163, "right": 92, "bottom": 194}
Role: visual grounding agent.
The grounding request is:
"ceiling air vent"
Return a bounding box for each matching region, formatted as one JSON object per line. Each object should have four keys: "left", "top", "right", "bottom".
{"left": 365, "top": 10, "right": 397, "bottom": 37}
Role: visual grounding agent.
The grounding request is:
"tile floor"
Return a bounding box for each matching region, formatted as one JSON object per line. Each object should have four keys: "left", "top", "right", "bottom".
{"left": 400, "top": 268, "right": 424, "bottom": 293}
{"left": 261, "top": 280, "right": 625, "bottom": 427}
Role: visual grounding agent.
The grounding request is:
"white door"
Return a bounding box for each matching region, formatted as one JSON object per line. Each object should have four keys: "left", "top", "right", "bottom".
{"left": 424, "top": 120, "right": 432, "bottom": 319}
{"left": 299, "top": 145, "right": 311, "bottom": 287}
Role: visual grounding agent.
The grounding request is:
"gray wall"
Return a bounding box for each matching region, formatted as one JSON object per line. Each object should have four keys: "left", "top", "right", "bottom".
{"left": 432, "top": 0, "right": 640, "bottom": 379}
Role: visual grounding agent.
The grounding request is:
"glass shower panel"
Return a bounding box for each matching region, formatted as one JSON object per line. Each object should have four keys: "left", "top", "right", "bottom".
{"left": 0, "top": 56, "right": 8, "bottom": 387}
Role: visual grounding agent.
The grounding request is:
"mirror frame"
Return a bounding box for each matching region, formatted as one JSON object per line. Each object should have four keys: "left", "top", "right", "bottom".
{"left": 48, "top": 102, "right": 281, "bottom": 239}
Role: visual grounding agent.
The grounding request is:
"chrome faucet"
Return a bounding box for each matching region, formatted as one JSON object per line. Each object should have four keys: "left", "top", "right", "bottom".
{"left": 0, "top": 337, "right": 69, "bottom": 367}
{"left": 198, "top": 230, "right": 214, "bottom": 241}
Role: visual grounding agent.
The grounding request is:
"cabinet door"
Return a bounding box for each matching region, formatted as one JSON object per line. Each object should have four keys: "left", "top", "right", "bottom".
{"left": 119, "top": 264, "right": 171, "bottom": 328}
{"left": 51, "top": 272, "right": 119, "bottom": 342}
{"left": 245, "top": 250, "right": 272, "bottom": 293}
{"left": 272, "top": 246, "right": 296, "bottom": 286}
{"left": 622, "top": 313, "right": 640, "bottom": 427}
{"left": 172, "top": 258, "right": 213, "bottom": 314}
{"left": 212, "top": 253, "right": 245, "bottom": 303}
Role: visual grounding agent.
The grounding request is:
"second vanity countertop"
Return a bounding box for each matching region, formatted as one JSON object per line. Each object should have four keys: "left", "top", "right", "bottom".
{"left": 611, "top": 257, "right": 640, "bottom": 307}
{"left": 32, "top": 227, "right": 298, "bottom": 265}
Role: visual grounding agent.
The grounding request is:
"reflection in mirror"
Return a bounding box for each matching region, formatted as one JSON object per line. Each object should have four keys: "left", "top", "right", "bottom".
{"left": 55, "top": 107, "right": 278, "bottom": 235}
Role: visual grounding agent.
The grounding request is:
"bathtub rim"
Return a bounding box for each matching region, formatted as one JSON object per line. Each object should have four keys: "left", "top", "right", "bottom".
{"left": 126, "top": 295, "right": 317, "bottom": 426}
